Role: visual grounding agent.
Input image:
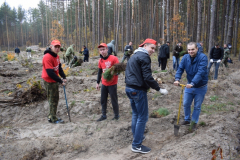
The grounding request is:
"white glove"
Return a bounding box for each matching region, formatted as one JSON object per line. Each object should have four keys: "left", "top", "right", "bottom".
{"left": 210, "top": 59, "right": 213, "bottom": 63}
{"left": 128, "top": 49, "right": 130, "bottom": 51}
{"left": 217, "top": 59, "right": 221, "bottom": 63}
{"left": 160, "top": 88, "right": 168, "bottom": 95}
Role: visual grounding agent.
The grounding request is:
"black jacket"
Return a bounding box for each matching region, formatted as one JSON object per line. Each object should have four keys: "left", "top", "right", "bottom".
{"left": 173, "top": 45, "right": 183, "bottom": 58}
{"left": 210, "top": 46, "right": 224, "bottom": 60}
{"left": 83, "top": 47, "right": 89, "bottom": 57}
{"left": 159, "top": 44, "right": 170, "bottom": 59}
{"left": 125, "top": 48, "right": 160, "bottom": 92}
{"left": 15, "top": 48, "right": 20, "bottom": 53}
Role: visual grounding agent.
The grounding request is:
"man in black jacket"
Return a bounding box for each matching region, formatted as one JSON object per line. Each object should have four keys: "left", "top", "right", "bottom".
{"left": 125, "top": 38, "right": 168, "bottom": 154}
{"left": 121, "top": 41, "right": 133, "bottom": 63}
{"left": 159, "top": 41, "right": 170, "bottom": 70}
{"left": 82, "top": 45, "right": 89, "bottom": 62}
{"left": 207, "top": 43, "right": 224, "bottom": 80}
{"left": 173, "top": 42, "right": 183, "bottom": 71}
{"left": 15, "top": 46, "right": 20, "bottom": 57}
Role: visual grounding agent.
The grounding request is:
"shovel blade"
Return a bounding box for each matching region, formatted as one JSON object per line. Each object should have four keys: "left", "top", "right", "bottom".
{"left": 174, "top": 124, "right": 180, "bottom": 136}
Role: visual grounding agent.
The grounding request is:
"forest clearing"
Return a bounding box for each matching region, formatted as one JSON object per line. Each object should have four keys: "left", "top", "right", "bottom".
{"left": 0, "top": 49, "right": 239, "bottom": 160}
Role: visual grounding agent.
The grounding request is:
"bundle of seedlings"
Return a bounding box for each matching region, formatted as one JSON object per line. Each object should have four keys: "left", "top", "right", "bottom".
{"left": 103, "top": 63, "right": 127, "bottom": 81}
{"left": 179, "top": 50, "right": 188, "bottom": 57}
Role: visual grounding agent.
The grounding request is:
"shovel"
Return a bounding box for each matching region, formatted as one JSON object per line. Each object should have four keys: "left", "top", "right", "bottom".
{"left": 174, "top": 84, "right": 185, "bottom": 136}
{"left": 63, "top": 85, "right": 71, "bottom": 122}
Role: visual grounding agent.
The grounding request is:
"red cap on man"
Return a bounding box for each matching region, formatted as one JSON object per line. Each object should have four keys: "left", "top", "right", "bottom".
{"left": 139, "top": 38, "right": 157, "bottom": 47}
{"left": 98, "top": 43, "right": 108, "bottom": 48}
{"left": 51, "top": 40, "right": 61, "bottom": 46}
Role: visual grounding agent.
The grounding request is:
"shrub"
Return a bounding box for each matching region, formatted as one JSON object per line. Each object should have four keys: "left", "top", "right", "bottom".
{"left": 150, "top": 108, "right": 169, "bottom": 118}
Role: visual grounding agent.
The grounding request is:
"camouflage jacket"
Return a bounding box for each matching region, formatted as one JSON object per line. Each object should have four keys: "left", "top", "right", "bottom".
{"left": 223, "top": 48, "right": 230, "bottom": 60}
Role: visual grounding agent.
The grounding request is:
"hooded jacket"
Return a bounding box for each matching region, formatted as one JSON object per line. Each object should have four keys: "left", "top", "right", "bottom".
{"left": 125, "top": 47, "right": 160, "bottom": 92}
{"left": 175, "top": 51, "right": 208, "bottom": 88}
{"left": 107, "top": 40, "right": 116, "bottom": 55}
{"left": 159, "top": 44, "right": 169, "bottom": 59}
{"left": 209, "top": 46, "right": 224, "bottom": 60}
{"left": 83, "top": 47, "right": 89, "bottom": 57}
{"left": 197, "top": 43, "right": 203, "bottom": 53}
{"left": 173, "top": 44, "right": 183, "bottom": 58}
{"left": 65, "top": 45, "right": 75, "bottom": 56}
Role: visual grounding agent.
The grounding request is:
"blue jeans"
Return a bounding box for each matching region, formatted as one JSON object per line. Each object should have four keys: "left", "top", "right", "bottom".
{"left": 183, "top": 85, "right": 207, "bottom": 123}
{"left": 172, "top": 56, "right": 179, "bottom": 71}
{"left": 207, "top": 59, "right": 220, "bottom": 79}
{"left": 125, "top": 87, "right": 148, "bottom": 148}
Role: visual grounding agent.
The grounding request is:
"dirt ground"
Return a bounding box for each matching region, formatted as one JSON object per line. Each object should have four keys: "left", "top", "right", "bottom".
{"left": 0, "top": 50, "right": 240, "bottom": 160}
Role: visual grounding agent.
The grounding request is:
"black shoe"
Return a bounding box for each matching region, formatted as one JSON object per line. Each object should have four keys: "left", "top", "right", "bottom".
{"left": 97, "top": 116, "right": 107, "bottom": 121}
{"left": 181, "top": 121, "right": 190, "bottom": 125}
{"left": 131, "top": 145, "right": 151, "bottom": 154}
{"left": 112, "top": 116, "right": 119, "bottom": 120}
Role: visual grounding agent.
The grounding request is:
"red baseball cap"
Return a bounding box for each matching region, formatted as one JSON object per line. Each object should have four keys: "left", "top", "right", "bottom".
{"left": 139, "top": 38, "right": 157, "bottom": 47}
{"left": 51, "top": 40, "right": 61, "bottom": 46}
{"left": 98, "top": 43, "right": 108, "bottom": 48}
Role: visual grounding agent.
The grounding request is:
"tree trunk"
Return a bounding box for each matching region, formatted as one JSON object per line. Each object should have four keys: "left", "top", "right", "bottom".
{"left": 121, "top": 0, "right": 124, "bottom": 51}
{"left": 103, "top": 0, "right": 105, "bottom": 42}
{"left": 233, "top": 1, "right": 239, "bottom": 57}
{"left": 208, "top": 0, "right": 217, "bottom": 57}
{"left": 162, "top": 0, "right": 165, "bottom": 44}
{"left": 46, "top": 0, "right": 48, "bottom": 45}
{"left": 116, "top": 0, "right": 120, "bottom": 54}
{"left": 84, "top": 0, "right": 88, "bottom": 45}
{"left": 226, "top": 0, "right": 235, "bottom": 45}
{"left": 196, "top": 0, "right": 202, "bottom": 42}
{"left": 92, "top": 0, "right": 95, "bottom": 49}
{"left": 206, "top": 0, "right": 211, "bottom": 51}
{"left": 220, "top": 0, "right": 226, "bottom": 45}
{"left": 131, "top": 0, "right": 134, "bottom": 42}
{"left": 224, "top": 0, "right": 230, "bottom": 44}
{"left": 166, "top": 0, "right": 170, "bottom": 41}
{"left": 201, "top": 0, "right": 205, "bottom": 44}
{"left": 6, "top": 15, "right": 9, "bottom": 51}
{"left": 126, "top": 0, "right": 129, "bottom": 43}
{"left": 187, "top": 0, "right": 191, "bottom": 42}
{"left": 97, "top": 0, "right": 100, "bottom": 44}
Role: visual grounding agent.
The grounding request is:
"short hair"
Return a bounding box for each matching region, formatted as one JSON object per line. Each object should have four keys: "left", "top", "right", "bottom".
{"left": 187, "top": 42, "right": 198, "bottom": 48}
{"left": 178, "top": 41, "right": 182, "bottom": 44}
{"left": 83, "top": 45, "right": 86, "bottom": 48}
{"left": 166, "top": 41, "right": 170, "bottom": 44}
{"left": 215, "top": 42, "right": 219, "bottom": 46}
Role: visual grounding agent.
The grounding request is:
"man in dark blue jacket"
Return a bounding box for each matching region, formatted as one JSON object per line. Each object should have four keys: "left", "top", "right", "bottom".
{"left": 125, "top": 38, "right": 168, "bottom": 154}
{"left": 82, "top": 45, "right": 89, "bottom": 62}
{"left": 121, "top": 41, "right": 133, "bottom": 63}
{"left": 197, "top": 41, "right": 203, "bottom": 53}
{"left": 15, "top": 46, "right": 20, "bottom": 57}
{"left": 159, "top": 41, "right": 170, "bottom": 70}
{"left": 174, "top": 42, "right": 208, "bottom": 130}
{"left": 207, "top": 43, "right": 224, "bottom": 80}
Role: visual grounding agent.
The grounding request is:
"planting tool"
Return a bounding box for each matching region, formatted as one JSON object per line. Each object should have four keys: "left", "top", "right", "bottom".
{"left": 63, "top": 85, "right": 71, "bottom": 122}
{"left": 174, "top": 84, "right": 186, "bottom": 136}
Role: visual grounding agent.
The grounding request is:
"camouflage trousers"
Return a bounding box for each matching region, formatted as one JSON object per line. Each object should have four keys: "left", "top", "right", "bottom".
{"left": 44, "top": 81, "right": 59, "bottom": 122}
{"left": 66, "top": 55, "right": 72, "bottom": 65}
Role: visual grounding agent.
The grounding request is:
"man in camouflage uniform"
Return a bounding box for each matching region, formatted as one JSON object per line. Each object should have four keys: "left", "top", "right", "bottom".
{"left": 60, "top": 46, "right": 67, "bottom": 63}
{"left": 69, "top": 56, "right": 83, "bottom": 68}
{"left": 65, "top": 44, "right": 75, "bottom": 65}
{"left": 42, "top": 40, "right": 67, "bottom": 124}
{"left": 222, "top": 44, "right": 230, "bottom": 68}
{"left": 26, "top": 46, "right": 32, "bottom": 59}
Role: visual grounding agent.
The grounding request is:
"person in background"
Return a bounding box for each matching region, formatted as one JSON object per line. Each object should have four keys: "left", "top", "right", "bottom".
{"left": 121, "top": 41, "right": 133, "bottom": 63}
{"left": 107, "top": 40, "right": 116, "bottom": 56}
{"left": 42, "top": 40, "right": 67, "bottom": 124}
{"left": 159, "top": 41, "right": 170, "bottom": 70}
{"left": 26, "top": 46, "right": 32, "bottom": 59}
{"left": 125, "top": 38, "right": 168, "bottom": 154}
{"left": 222, "top": 44, "right": 230, "bottom": 68}
{"left": 82, "top": 45, "right": 89, "bottom": 62}
{"left": 174, "top": 42, "right": 208, "bottom": 131}
{"left": 96, "top": 43, "right": 120, "bottom": 122}
{"left": 173, "top": 42, "right": 183, "bottom": 71}
{"left": 197, "top": 41, "right": 204, "bottom": 53}
{"left": 207, "top": 43, "right": 224, "bottom": 80}
{"left": 69, "top": 56, "right": 83, "bottom": 68}
{"left": 65, "top": 44, "right": 75, "bottom": 65}
{"left": 15, "top": 46, "right": 20, "bottom": 57}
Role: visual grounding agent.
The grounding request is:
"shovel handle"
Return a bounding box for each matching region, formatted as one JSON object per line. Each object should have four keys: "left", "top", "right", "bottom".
{"left": 63, "top": 86, "right": 71, "bottom": 122}
{"left": 176, "top": 84, "right": 185, "bottom": 125}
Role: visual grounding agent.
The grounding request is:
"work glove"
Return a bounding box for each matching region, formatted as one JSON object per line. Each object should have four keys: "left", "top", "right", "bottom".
{"left": 128, "top": 49, "right": 130, "bottom": 51}
{"left": 217, "top": 59, "right": 221, "bottom": 63}
{"left": 210, "top": 59, "right": 213, "bottom": 63}
{"left": 159, "top": 88, "right": 168, "bottom": 95}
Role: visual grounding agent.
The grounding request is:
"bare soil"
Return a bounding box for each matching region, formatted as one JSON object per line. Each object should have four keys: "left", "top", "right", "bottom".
{"left": 0, "top": 50, "right": 240, "bottom": 160}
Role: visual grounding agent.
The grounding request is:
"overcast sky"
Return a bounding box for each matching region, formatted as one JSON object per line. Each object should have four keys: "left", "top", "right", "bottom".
{"left": 1, "top": 0, "right": 40, "bottom": 10}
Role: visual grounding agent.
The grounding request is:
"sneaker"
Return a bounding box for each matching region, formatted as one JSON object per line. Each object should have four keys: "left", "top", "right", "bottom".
{"left": 54, "top": 119, "right": 64, "bottom": 124}
{"left": 112, "top": 116, "right": 119, "bottom": 120}
{"left": 181, "top": 121, "right": 190, "bottom": 125}
{"left": 97, "top": 116, "right": 107, "bottom": 121}
{"left": 131, "top": 145, "right": 151, "bottom": 154}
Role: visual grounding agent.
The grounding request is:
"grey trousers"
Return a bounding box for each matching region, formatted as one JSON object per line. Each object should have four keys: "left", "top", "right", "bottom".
{"left": 101, "top": 84, "right": 119, "bottom": 118}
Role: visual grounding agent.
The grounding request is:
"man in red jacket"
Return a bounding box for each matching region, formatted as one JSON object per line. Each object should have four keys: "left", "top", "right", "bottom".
{"left": 42, "top": 40, "right": 67, "bottom": 124}
{"left": 96, "top": 43, "right": 120, "bottom": 121}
